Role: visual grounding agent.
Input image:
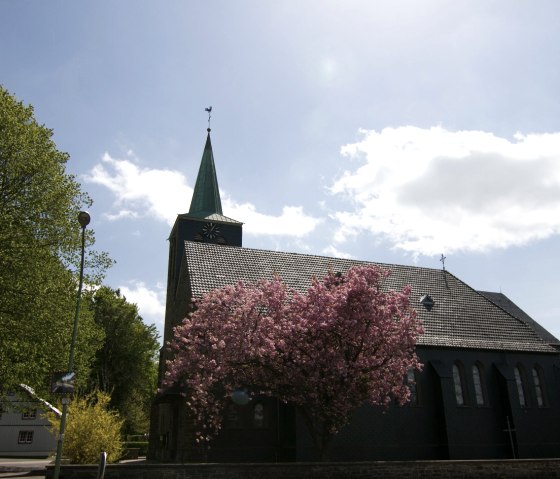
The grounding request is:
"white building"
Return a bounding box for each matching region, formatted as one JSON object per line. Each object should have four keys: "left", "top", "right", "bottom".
{"left": 0, "top": 384, "right": 60, "bottom": 457}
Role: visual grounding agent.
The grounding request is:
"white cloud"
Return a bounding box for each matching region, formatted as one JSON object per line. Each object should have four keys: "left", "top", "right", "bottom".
{"left": 322, "top": 245, "right": 353, "bottom": 259}
{"left": 331, "top": 126, "right": 560, "bottom": 256}
{"left": 86, "top": 152, "right": 321, "bottom": 237}
{"left": 118, "top": 281, "right": 166, "bottom": 338}
{"left": 86, "top": 152, "right": 192, "bottom": 225}
{"left": 223, "top": 197, "right": 322, "bottom": 237}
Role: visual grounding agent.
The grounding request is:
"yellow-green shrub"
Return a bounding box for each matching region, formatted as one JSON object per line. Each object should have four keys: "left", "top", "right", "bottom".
{"left": 47, "top": 391, "right": 124, "bottom": 463}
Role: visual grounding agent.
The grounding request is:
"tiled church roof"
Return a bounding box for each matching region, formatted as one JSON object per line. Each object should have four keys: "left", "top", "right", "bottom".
{"left": 182, "top": 241, "right": 555, "bottom": 354}
{"left": 479, "top": 291, "right": 559, "bottom": 346}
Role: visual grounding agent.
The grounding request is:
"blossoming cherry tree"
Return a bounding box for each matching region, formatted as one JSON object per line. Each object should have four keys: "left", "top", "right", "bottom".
{"left": 165, "top": 265, "right": 423, "bottom": 459}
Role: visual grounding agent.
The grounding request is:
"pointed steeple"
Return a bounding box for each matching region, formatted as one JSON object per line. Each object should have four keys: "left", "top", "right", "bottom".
{"left": 188, "top": 131, "right": 223, "bottom": 217}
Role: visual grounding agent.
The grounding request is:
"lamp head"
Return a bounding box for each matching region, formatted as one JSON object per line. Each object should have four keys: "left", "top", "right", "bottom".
{"left": 231, "top": 389, "right": 250, "bottom": 406}
{"left": 77, "top": 211, "right": 91, "bottom": 228}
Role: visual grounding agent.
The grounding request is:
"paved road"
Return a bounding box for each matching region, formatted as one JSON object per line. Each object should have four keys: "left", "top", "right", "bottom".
{"left": 0, "top": 473, "right": 45, "bottom": 478}
{"left": 0, "top": 456, "right": 146, "bottom": 478}
{"left": 0, "top": 458, "right": 50, "bottom": 479}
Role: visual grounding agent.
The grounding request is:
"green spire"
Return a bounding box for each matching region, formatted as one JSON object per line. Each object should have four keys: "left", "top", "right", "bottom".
{"left": 188, "top": 131, "right": 223, "bottom": 217}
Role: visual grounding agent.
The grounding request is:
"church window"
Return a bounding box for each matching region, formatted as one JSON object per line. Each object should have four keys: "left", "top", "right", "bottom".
{"left": 514, "top": 366, "right": 527, "bottom": 407}
{"left": 253, "top": 402, "right": 265, "bottom": 428}
{"left": 406, "top": 369, "right": 419, "bottom": 405}
{"left": 225, "top": 404, "right": 243, "bottom": 429}
{"left": 168, "top": 239, "right": 176, "bottom": 282}
{"left": 472, "top": 364, "right": 485, "bottom": 406}
{"left": 532, "top": 366, "right": 545, "bottom": 407}
{"left": 453, "top": 362, "right": 466, "bottom": 406}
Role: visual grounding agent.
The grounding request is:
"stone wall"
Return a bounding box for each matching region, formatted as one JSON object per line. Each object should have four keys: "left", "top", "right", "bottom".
{"left": 46, "top": 458, "right": 560, "bottom": 479}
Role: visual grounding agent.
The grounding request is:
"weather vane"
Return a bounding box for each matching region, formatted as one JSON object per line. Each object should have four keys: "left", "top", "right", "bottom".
{"left": 205, "top": 106, "right": 212, "bottom": 131}
{"left": 440, "top": 253, "right": 447, "bottom": 271}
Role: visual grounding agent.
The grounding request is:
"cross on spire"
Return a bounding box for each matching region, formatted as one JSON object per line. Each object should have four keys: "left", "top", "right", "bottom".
{"left": 440, "top": 254, "right": 447, "bottom": 271}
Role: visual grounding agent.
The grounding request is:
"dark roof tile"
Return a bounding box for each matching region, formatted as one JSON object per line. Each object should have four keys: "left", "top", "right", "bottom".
{"left": 183, "top": 242, "right": 555, "bottom": 354}
{"left": 478, "top": 291, "right": 559, "bottom": 346}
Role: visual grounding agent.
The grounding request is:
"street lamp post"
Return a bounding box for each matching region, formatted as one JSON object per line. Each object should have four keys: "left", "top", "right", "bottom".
{"left": 53, "top": 211, "right": 91, "bottom": 479}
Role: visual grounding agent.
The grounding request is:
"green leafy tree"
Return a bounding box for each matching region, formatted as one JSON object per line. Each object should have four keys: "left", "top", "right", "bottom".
{"left": 88, "top": 287, "right": 159, "bottom": 434}
{"left": 47, "top": 391, "right": 124, "bottom": 463}
{"left": 0, "top": 86, "right": 111, "bottom": 395}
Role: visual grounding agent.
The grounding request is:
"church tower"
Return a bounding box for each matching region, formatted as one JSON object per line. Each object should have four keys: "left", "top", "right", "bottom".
{"left": 150, "top": 128, "right": 244, "bottom": 462}
{"left": 164, "top": 128, "right": 243, "bottom": 343}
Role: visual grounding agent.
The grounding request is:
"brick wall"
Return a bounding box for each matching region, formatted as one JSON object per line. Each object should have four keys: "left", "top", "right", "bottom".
{"left": 46, "top": 458, "right": 560, "bottom": 479}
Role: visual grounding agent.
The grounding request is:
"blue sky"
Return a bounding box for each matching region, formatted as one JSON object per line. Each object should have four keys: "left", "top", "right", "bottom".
{"left": 2, "top": 1, "right": 560, "bottom": 341}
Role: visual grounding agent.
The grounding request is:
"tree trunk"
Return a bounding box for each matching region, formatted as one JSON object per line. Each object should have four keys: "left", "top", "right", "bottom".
{"left": 298, "top": 406, "right": 335, "bottom": 461}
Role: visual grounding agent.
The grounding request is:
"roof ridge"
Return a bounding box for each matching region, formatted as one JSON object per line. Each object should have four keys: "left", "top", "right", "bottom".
{"left": 186, "top": 240, "right": 450, "bottom": 274}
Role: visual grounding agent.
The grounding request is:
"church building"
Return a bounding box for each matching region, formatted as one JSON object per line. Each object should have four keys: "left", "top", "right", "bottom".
{"left": 149, "top": 129, "right": 560, "bottom": 462}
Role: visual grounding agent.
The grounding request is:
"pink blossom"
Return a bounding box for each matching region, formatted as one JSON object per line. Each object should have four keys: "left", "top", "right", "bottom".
{"left": 165, "top": 265, "right": 423, "bottom": 459}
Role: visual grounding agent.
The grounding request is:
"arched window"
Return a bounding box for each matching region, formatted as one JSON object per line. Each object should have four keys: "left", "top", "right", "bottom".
{"left": 406, "top": 368, "right": 419, "bottom": 405}
{"left": 472, "top": 363, "right": 485, "bottom": 406}
{"left": 532, "top": 366, "right": 545, "bottom": 407}
{"left": 514, "top": 366, "right": 527, "bottom": 407}
{"left": 453, "top": 362, "right": 466, "bottom": 406}
{"left": 225, "top": 404, "right": 243, "bottom": 429}
{"left": 253, "top": 402, "right": 265, "bottom": 428}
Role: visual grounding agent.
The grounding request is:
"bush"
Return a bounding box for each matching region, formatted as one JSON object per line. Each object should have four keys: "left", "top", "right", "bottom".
{"left": 47, "top": 391, "right": 124, "bottom": 464}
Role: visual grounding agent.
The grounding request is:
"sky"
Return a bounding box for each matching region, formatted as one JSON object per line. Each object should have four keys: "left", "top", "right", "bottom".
{"left": 2, "top": 0, "right": 560, "bottom": 342}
